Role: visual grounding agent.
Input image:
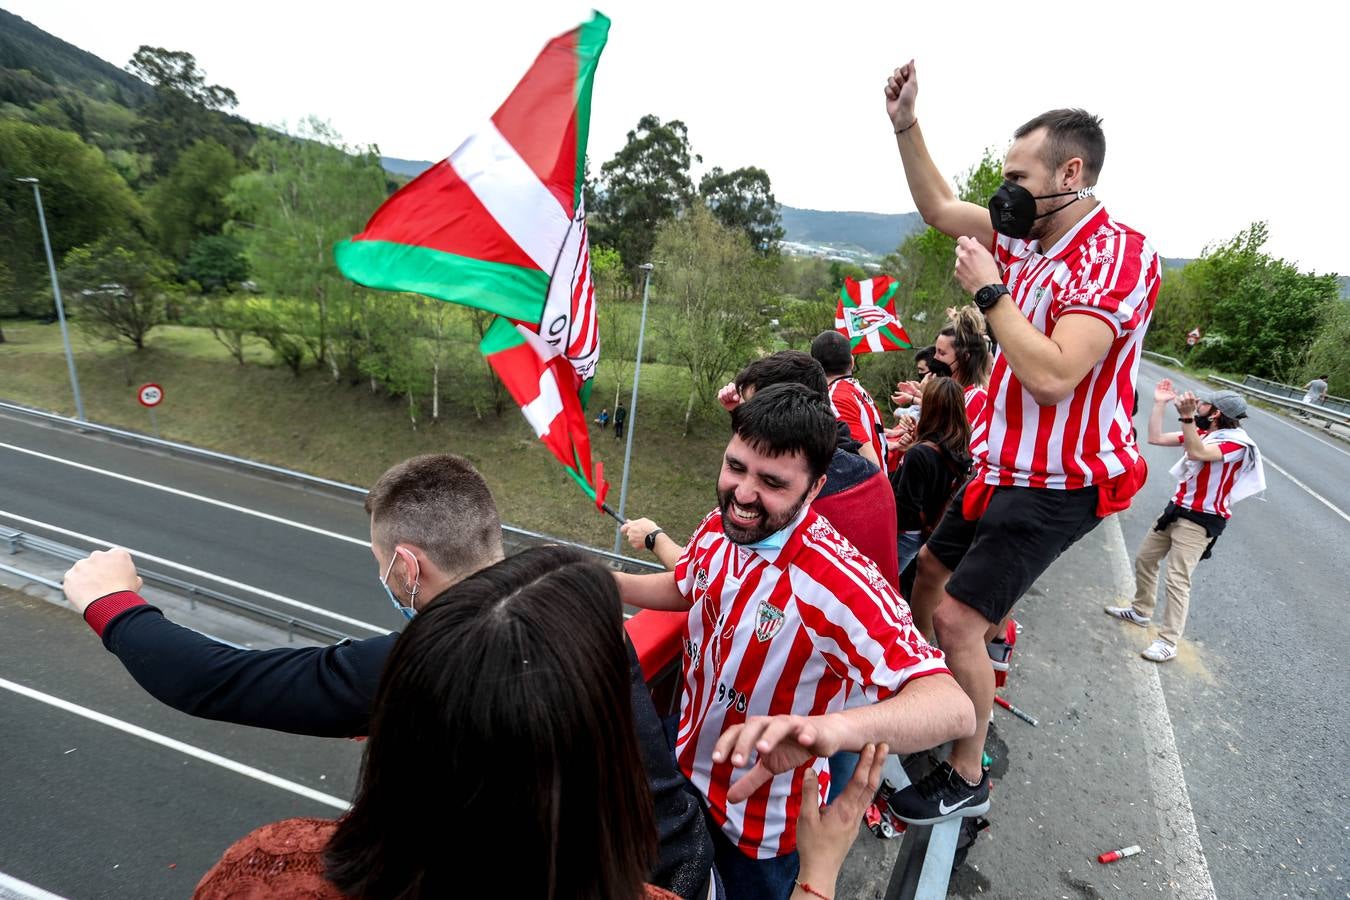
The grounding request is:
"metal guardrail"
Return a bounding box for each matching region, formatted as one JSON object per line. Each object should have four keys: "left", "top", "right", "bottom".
{"left": 1205, "top": 377, "right": 1350, "bottom": 428}
{"left": 1, "top": 525, "right": 353, "bottom": 644}
{"left": 1142, "top": 349, "right": 1185, "bottom": 368}
{"left": 0, "top": 398, "right": 664, "bottom": 574}
{"left": 1235, "top": 374, "right": 1350, "bottom": 415}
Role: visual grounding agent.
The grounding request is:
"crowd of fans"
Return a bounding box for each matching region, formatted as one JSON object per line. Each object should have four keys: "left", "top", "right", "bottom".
{"left": 57, "top": 60, "right": 1267, "bottom": 900}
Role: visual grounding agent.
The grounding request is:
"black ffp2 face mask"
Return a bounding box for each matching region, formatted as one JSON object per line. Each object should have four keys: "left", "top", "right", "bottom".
{"left": 987, "top": 181, "right": 1095, "bottom": 240}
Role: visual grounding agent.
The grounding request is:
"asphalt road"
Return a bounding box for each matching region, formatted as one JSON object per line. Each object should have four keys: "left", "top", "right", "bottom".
{"left": 2, "top": 374, "right": 1347, "bottom": 898}
{"left": 1117, "top": 361, "right": 1350, "bottom": 899}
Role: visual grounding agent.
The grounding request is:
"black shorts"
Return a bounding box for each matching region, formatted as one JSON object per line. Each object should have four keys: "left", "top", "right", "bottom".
{"left": 925, "top": 478, "right": 1101, "bottom": 624}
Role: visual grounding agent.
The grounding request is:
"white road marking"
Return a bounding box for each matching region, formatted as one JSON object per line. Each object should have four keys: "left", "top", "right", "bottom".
{"left": 0, "top": 677, "right": 350, "bottom": 811}
{"left": 1247, "top": 407, "right": 1350, "bottom": 459}
{"left": 0, "top": 510, "right": 387, "bottom": 634}
{"left": 0, "top": 871, "right": 68, "bottom": 900}
{"left": 0, "top": 441, "right": 371, "bottom": 547}
{"left": 1104, "top": 515, "right": 1217, "bottom": 899}
{"left": 1261, "top": 456, "right": 1350, "bottom": 524}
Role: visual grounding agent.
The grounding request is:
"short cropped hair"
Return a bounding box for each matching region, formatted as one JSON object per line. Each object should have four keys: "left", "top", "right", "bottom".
{"left": 810, "top": 330, "right": 853, "bottom": 377}
{"left": 364, "top": 454, "right": 502, "bottom": 579}
{"left": 734, "top": 350, "right": 828, "bottom": 396}
{"left": 1014, "top": 108, "right": 1106, "bottom": 184}
{"left": 730, "top": 382, "right": 836, "bottom": 482}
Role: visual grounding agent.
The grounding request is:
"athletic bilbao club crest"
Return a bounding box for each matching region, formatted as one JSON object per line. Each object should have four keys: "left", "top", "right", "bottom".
{"left": 755, "top": 599, "right": 785, "bottom": 643}
{"left": 694, "top": 568, "right": 710, "bottom": 594}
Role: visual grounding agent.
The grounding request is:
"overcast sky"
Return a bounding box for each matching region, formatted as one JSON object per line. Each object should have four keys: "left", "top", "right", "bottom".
{"left": 9, "top": 0, "right": 1341, "bottom": 273}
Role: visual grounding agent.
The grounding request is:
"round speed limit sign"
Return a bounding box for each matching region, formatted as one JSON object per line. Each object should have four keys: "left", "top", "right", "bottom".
{"left": 137, "top": 383, "right": 164, "bottom": 408}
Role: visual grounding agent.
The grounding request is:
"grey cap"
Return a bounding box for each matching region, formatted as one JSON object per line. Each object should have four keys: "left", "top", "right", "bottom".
{"left": 1199, "top": 389, "right": 1247, "bottom": 420}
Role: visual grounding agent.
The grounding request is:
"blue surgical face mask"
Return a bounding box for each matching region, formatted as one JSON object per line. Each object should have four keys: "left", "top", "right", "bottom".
{"left": 379, "top": 554, "right": 417, "bottom": 621}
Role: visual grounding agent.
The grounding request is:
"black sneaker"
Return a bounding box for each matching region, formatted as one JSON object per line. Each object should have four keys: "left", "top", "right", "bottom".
{"left": 887, "top": 761, "right": 990, "bottom": 825}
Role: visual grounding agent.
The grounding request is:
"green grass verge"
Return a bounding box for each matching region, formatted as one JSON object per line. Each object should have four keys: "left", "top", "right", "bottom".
{"left": 0, "top": 320, "right": 730, "bottom": 552}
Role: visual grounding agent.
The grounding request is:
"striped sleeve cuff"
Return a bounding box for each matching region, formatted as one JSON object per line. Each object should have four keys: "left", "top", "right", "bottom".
{"left": 83, "top": 591, "right": 148, "bottom": 638}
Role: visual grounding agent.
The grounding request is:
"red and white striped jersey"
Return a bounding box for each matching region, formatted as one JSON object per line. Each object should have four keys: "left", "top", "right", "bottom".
{"left": 673, "top": 506, "right": 948, "bottom": 859}
{"left": 1172, "top": 434, "right": 1247, "bottom": 518}
{"left": 972, "top": 206, "right": 1159, "bottom": 489}
{"left": 829, "top": 377, "right": 888, "bottom": 471}
{"left": 964, "top": 384, "right": 988, "bottom": 451}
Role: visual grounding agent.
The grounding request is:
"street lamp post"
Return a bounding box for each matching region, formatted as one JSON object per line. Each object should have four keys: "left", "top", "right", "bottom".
{"left": 613, "top": 263, "right": 654, "bottom": 554}
{"left": 17, "top": 177, "right": 85, "bottom": 421}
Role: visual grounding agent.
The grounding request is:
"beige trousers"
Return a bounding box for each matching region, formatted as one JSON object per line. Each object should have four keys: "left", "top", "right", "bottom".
{"left": 1132, "top": 517, "right": 1211, "bottom": 646}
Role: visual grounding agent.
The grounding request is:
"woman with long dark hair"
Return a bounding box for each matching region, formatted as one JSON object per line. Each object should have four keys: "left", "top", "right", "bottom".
{"left": 195, "top": 546, "right": 884, "bottom": 899}
{"left": 196, "top": 546, "right": 663, "bottom": 899}
{"left": 891, "top": 377, "right": 972, "bottom": 633}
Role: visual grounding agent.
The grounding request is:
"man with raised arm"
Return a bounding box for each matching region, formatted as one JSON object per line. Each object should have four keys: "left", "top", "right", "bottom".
{"left": 615, "top": 383, "right": 974, "bottom": 899}
{"left": 882, "top": 60, "right": 1160, "bottom": 824}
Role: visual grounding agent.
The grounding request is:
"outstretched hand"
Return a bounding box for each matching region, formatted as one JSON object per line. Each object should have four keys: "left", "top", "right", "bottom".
{"left": 1175, "top": 391, "right": 1199, "bottom": 417}
{"left": 892, "top": 379, "right": 922, "bottom": 407}
{"left": 884, "top": 60, "right": 919, "bottom": 132}
{"left": 712, "top": 713, "right": 853, "bottom": 804}
{"left": 795, "top": 743, "right": 888, "bottom": 890}
{"left": 1154, "top": 379, "right": 1177, "bottom": 404}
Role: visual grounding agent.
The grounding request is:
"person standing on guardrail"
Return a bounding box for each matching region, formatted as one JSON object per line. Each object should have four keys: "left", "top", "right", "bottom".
{"left": 1303, "top": 374, "right": 1329, "bottom": 405}
{"left": 882, "top": 60, "right": 1160, "bottom": 825}
{"left": 61, "top": 454, "right": 717, "bottom": 899}
{"left": 1106, "top": 384, "right": 1265, "bottom": 661}
{"left": 613, "top": 384, "right": 975, "bottom": 900}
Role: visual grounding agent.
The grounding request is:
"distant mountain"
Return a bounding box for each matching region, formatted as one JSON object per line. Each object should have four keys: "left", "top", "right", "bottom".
{"left": 381, "top": 156, "right": 433, "bottom": 179}
{"left": 778, "top": 206, "right": 923, "bottom": 257}
{"left": 0, "top": 8, "right": 151, "bottom": 107}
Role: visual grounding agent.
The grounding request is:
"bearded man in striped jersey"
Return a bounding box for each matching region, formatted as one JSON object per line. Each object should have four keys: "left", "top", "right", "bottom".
{"left": 616, "top": 383, "right": 974, "bottom": 899}
{"left": 882, "top": 61, "right": 1160, "bottom": 824}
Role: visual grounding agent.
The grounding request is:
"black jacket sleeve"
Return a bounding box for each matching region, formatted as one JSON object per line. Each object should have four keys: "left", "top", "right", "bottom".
{"left": 893, "top": 444, "right": 939, "bottom": 532}
{"left": 102, "top": 604, "right": 396, "bottom": 738}
{"left": 626, "top": 638, "right": 713, "bottom": 898}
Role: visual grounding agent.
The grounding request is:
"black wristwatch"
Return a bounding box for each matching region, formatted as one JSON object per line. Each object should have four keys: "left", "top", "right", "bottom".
{"left": 1178, "top": 417, "right": 1194, "bottom": 424}
{"left": 644, "top": 529, "right": 664, "bottom": 551}
{"left": 974, "top": 283, "right": 1010, "bottom": 311}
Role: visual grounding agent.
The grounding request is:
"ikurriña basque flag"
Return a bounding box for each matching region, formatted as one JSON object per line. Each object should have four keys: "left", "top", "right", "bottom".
{"left": 334, "top": 11, "right": 607, "bottom": 384}
{"left": 834, "top": 275, "right": 913, "bottom": 354}
{"left": 334, "top": 12, "right": 610, "bottom": 505}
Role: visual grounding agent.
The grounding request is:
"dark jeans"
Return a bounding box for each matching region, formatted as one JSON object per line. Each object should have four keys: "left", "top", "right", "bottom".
{"left": 706, "top": 811, "right": 799, "bottom": 900}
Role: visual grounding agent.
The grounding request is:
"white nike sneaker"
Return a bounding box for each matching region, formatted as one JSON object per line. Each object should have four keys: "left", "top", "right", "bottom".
{"left": 1105, "top": 605, "right": 1151, "bottom": 627}
{"left": 1141, "top": 639, "right": 1177, "bottom": 662}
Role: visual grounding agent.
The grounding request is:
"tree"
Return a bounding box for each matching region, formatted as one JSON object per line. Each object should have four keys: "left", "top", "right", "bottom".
{"left": 591, "top": 115, "right": 698, "bottom": 279}
{"left": 146, "top": 139, "right": 244, "bottom": 259}
{"left": 655, "top": 205, "right": 768, "bottom": 434}
{"left": 699, "top": 166, "right": 784, "bottom": 255}
{"left": 360, "top": 295, "right": 429, "bottom": 430}
{"left": 1178, "top": 223, "right": 1339, "bottom": 379}
{"left": 128, "top": 46, "right": 252, "bottom": 175}
{"left": 61, "top": 233, "right": 176, "bottom": 350}
{"left": 227, "top": 120, "right": 389, "bottom": 378}
{"left": 1301, "top": 302, "right": 1350, "bottom": 397}
{"left": 0, "top": 121, "right": 143, "bottom": 314}
{"left": 181, "top": 234, "right": 249, "bottom": 294}
{"left": 0, "top": 260, "right": 13, "bottom": 343}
